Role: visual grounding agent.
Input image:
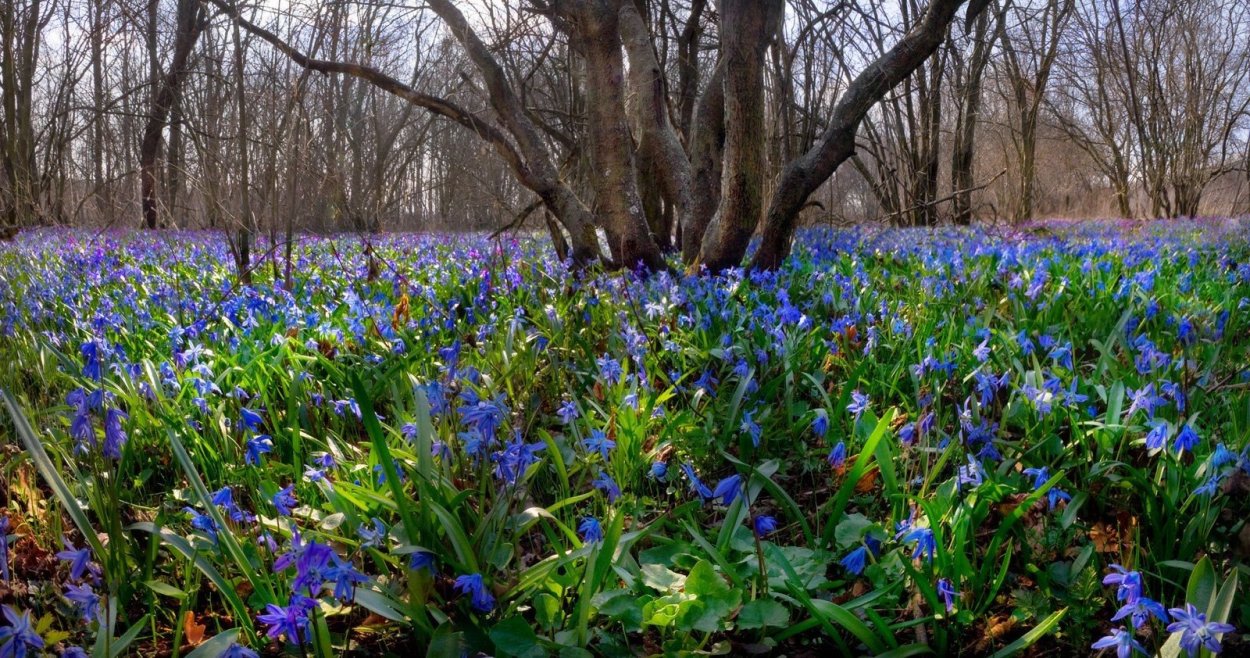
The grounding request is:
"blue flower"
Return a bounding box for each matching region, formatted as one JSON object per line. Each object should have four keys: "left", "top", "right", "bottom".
{"left": 681, "top": 463, "right": 712, "bottom": 501}
{"left": 0, "top": 517, "right": 9, "bottom": 583}
{"left": 245, "top": 435, "right": 273, "bottom": 465}
{"left": 0, "top": 606, "right": 44, "bottom": 657}
{"left": 1144, "top": 421, "right": 1170, "bottom": 451}
{"left": 1173, "top": 424, "right": 1199, "bottom": 455}
{"left": 827, "top": 441, "right": 847, "bottom": 470}
{"left": 753, "top": 515, "right": 778, "bottom": 537}
{"left": 62, "top": 648, "right": 90, "bottom": 658}
{"left": 492, "top": 433, "right": 545, "bottom": 484}
{"left": 324, "top": 553, "right": 367, "bottom": 602}
{"left": 63, "top": 583, "right": 101, "bottom": 622}
{"left": 257, "top": 595, "right": 315, "bottom": 645}
{"left": 811, "top": 409, "right": 829, "bottom": 438}
{"left": 840, "top": 546, "right": 869, "bottom": 575}
{"left": 454, "top": 573, "right": 496, "bottom": 613}
{"left": 649, "top": 461, "right": 668, "bottom": 481}
{"left": 183, "top": 507, "right": 219, "bottom": 543}
{"left": 937, "top": 578, "right": 957, "bottom": 613}
{"left": 1103, "top": 565, "right": 1143, "bottom": 604}
{"left": 847, "top": 391, "right": 870, "bottom": 420}
{"left": 409, "top": 551, "right": 436, "bottom": 573}
{"left": 357, "top": 518, "right": 387, "bottom": 549}
{"left": 583, "top": 429, "right": 615, "bottom": 460}
{"left": 593, "top": 471, "right": 622, "bottom": 503}
{"left": 102, "top": 408, "right": 128, "bottom": 460}
{"left": 81, "top": 341, "right": 102, "bottom": 381}
{"left": 957, "top": 455, "right": 984, "bottom": 490}
{"left": 557, "top": 400, "right": 579, "bottom": 424}
{"left": 239, "top": 407, "right": 264, "bottom": 433}
{"left": 1166, "top": 603, "right": 1236, "bottom": 656}
{"left": 1112, "top": 597, "right": 1168, "bottom": 629}
{"left": 901, "top": 527, "right": 936, "bottom": 562}
{"left": 55, "top": 537, "right": 97, "bottom": 582}
{"left": 272, "top": 485, "right": 298, "bottom": 516}
{"left": 1091, "top": 627, "right": 1146, "bottom": 657}
{"left": 740, "top": 410, "right": 763, "bottom": 447}
{"left": 712, "top": 474, "right": 743, "bottom": 506}
{"left": 579, "top": 517, "right": 604, "bottom": 543}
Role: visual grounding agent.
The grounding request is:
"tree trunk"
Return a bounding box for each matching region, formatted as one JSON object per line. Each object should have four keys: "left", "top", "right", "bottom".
{"left": 698, "top": 0, "right": 781, "bottom": 271}
{"left": 682, "top": 60, "right": 725, "bottom": 263}
{"left": 140, "top": 0, "right": 204, "bottom": 229}
{"left": 569, "top": 1, "right": 666, "bottom": 272}
{"left": 752, "top": 0, "right": 969, "bottom": 270}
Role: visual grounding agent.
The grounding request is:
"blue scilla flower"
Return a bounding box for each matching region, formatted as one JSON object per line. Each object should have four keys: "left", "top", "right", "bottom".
{"left": 753, "top": 515, "right": 778, "bottom": 538}
{"left": 325, "top": 553, "right": 367, "bottom": 602}
{"left": 1173, "top": 424, "right": 1199, "bottom": 455}
{"left": 901, "top": 527, "right": 936, "bottom": 562}
{"left": 454, "top": 573, "right": 495, "bottom": 613}
{"left": 183, "top": 506, "right": 219, "bottom": 543}
{"left": 409, "top": 550, "right": 436, "bottom": 573}
{"left": 102, "top": 408, "right": 128, "bottom": 460}
{"left": 81, "top": 341, "right": 102, "bottom": 381}
{"left": 1144, "top": 421, "right": 1170, "bottom": 451}
{"left": 357, "top": 518, "right": 387, "bottom": 549}
{"left": 681, "top": 463, "right": 712, "bottom": 501}
{"left": 1091, "top": 627, "right": 1146, "bottom": 657}
{"left": 0, "top": 606, "right": 44, "bottom": 657}
{"left": 55, "top": 537, "right": 98, "bottom": 583}
{"left": 272, "top": 485, "right": 298, "bottom": 516}
{"left": 239, "top": 407, "right": 264, "bottom": 433}
{"left": 811, "top": 409, "right": 829, "bottom": 438}
{"left": 840, "top": 546, "right": 870, "bottom": 575}
{"left": 257, "top": 595, "right": 315, "bottom": 645}
{"left": 1112, "top": 596, "right": 1167, "bottom": 630}
{"left": 556, "top": 400, "right": 579, "bottom": 424}
{"left": 847, "top": 391, "right": 870, "bottom": 420}
{"left": 828, "top": 441, "right": 847, "bottom": 470}
{"left": 579, "top": 517, "right": 604, "bottom": 543}
{"left": 593, "top": 471, "right": 622, "bottom": 503}
{"left": 712, "top": 474, "right": 743, "bottom": 506}
{"left": 937, "top": 578, "right": 957, "bottom": 613}
{"left": 649, "top": 461, "right": 668, "bottom": 481}
{"left": 245, "top": 435, "right": 273, "bottom": 465}
{"left": 583, "top": 429, "right": 615, "bottom": 460}
{"left": 1166, "top": 603, "right": 1236, "bottom": 656}
{"left": 1103, "top": 565, "right": 1143, "bottom": 604}
{"left": 493, "top": 433, "right": 545, "bottom": 485}
{"left": 63, "top": 583, "right": 101, "bottom": 623}
{"left": 740, "top": 410, "right": 762, "bottom": 448}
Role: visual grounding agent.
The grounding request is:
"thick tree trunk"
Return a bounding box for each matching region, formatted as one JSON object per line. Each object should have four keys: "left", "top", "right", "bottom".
{"left": 950, "top": 9, "right": 993, "bottom": 225}
{"left": 620, "top": 2, "right": 691, "bottom": 252}
{"left": 570, "top": 1, "right": 666, "bottom": 272}
{"left": 682, "top": 60, "right": 725, "bottom": 263}
{"left": 752, "top": 0, "right": 969, "bottom": 270}
{"left": 140, "top": 0, "right": 204, "bottom": 229}
{"left": 698, "top": 0, "right": 781, "bottom": 271}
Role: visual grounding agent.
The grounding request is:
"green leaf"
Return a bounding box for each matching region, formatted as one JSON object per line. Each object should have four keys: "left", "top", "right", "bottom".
{"left": 489, "top": 616, "right": 542, "bottom": 658}
{"left": 681, "top": 560, "right": 741, "bottom": 632}
{"left": 183, "top": 629, "right": 242, "bottom": 658}
{"left": 737, "top": 599, "right": 789, "bottom": 630}
{"left": 988, "top": 608, "right": 1066, "bottom": 658}
{"left": 1187, "top": 556, "right": 1217, "bottom": 613}
{"left": 641, "top": 563, "right": 686, "bottom": 592}
{"left": 143, "top": 580, "right": 188, "bottom": 600}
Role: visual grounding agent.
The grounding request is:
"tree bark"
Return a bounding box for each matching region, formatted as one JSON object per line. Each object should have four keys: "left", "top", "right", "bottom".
{"left": 682, "top": 60, "right": 725, "bottom": 262}
{"left": 140, "top": 0, "right": 205, "bottom": 229}
{"left": 751, "top": 0, "right": 970, "bottom": 270}
{"left": 698, "top": 0, "right": 781, "bottom": 271}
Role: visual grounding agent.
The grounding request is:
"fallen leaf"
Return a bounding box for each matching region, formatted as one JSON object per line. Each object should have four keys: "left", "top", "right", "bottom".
{"left": 183, "top": 611, "right": 206, "bottom": 647}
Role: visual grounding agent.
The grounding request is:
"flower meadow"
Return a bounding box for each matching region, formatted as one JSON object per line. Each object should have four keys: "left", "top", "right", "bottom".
{"left": 0, "top": 221, "right": 1247, "bottom": 657}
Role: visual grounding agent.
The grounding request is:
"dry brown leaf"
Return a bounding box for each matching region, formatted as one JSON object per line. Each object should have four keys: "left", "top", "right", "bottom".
{"left": 183, "top": 611, "right": 207, "bottom": 647}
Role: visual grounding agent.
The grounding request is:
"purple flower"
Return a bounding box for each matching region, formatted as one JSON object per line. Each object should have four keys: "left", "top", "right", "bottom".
{"left": 1166, "top": 603, "right": 1236, "bottom": 656}
{"left": 1112, "top": 597, "right": 1167, "bottom": 630}
{"left": 454, "top": 573, "right": 495, "bottom": 613}
{"left": 937, "top": 578, "right": 957, "bottom": 613}
{"left": 81, "top": 342, "right": 102, "bottom": 381}
{"left": 557, "top": 400, "right": 579, "bottom": 424}
{"left": 847, "top": 391, "right": 870, "bottom": 420}
{"left": 55, "top": 538, "right": 97, "bottom": 583}
{"left": 1091, "top": 627, "right": 1146, "bottom": 657}
{"left": 63, "top": 583, "right": 101, "bottom": 622}
{"left": 102, "top": 408, "right": 128, "bottom": 460}
{"left": 272, "top": 485, "right": 298, "bottom": 516}
{"left": 257, "top": 595, "right": 315, "bottom": 645}
{"left": 1103, "top": 565, "right": 1143, "bottom": 604}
